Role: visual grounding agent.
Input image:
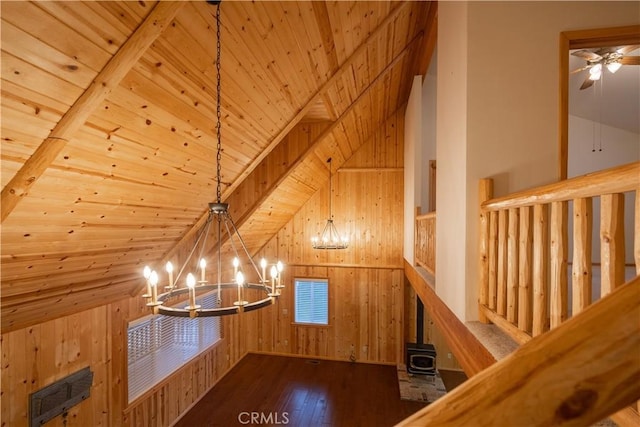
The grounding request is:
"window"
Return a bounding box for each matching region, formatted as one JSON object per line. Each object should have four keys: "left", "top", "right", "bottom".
{"left": 294, "top": 278, "right": 329, "bottom": 325}
{"left": 127, "top": 291, "right": 221, "bottom": 402}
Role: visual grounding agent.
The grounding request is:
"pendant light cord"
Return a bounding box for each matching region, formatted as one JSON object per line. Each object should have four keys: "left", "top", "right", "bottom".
{"left": 215, "top": 3, "right": 223, "bottom": 203}
{"left": 327, "top": 158, "right": 333, "bottom": 220}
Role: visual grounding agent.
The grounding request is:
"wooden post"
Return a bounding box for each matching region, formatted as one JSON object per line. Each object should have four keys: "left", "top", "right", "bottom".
{"left": 429, "top": 160, "right": 437, "bottom": 212}
{"left": 507, "top": 208, "right": 520, "bottom": 324}
{"left": 478, "top": 179, "right": 493, "bottom": 323}
{"left": 572, "top": 198, "right": 592, "bottom": 315}
{"left": 532, "top": 204, "right": 549, "bottom": 336}
{"left": 518, "top": 206, "right": 533, "bottom": 333}
{"left": 497, "top": 210, "right": 508, "bottom": 317}
{"left": 415, "top": 206, "right": 421, "bottom": 267}
{"left": 600, "top": 193, "right": 625, "bottom": 296}
{"left": 488, "top": 211, "right": 498, "bottom": 311}
{"left": 550, "top": 201, "right": 568, "bottom": 329}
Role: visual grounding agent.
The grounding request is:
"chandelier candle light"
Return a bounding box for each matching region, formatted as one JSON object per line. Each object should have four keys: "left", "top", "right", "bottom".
{"left": 311, "top": 157, "right": 349, "bottom": 250}
{"left": 142, "top": 1, "right": 283, "bottom": 318}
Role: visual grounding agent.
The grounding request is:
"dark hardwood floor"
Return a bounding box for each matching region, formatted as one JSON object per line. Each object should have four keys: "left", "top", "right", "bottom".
{"left": 175, "top": 353, "right": 459, "bottom": 427}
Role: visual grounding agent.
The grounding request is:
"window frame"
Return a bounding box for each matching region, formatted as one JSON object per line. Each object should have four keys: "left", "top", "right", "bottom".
{"left": 292, "top": 277, "right": 330, "bottom": 326}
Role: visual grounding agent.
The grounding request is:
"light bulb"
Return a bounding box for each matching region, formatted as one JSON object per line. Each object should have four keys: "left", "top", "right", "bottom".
{"left": 277, "top": 261, "right": 283, "bottom": 273}
{"left": 150, "top": 271, "right": 159, "bottom": 287}
{"left": 260, "top": 258, "right": 267, "bottom": 269}
{"left": 186, "top": 273, "right": 196, "bottom": 289}
{"left": 165, "top": 261, "right": 173, "bottom": 273}
{"left": 236, "top": 271, "right": 245, "bottom": 286}
{"left": 606, "top": 62, "right": 622, "bottom": 73}
{"left": 143, "top": 265, "right": 151, "bottom": 279}
{"left": 232, "top": 257, "right": 239, "bottom": 268}
{"left": 270, "top": 266, "right": 278, "bottom": 279}
{"left": 199, "top": 258, "right": 206, "bottom": 269}
{"left": 589, "top": 63, "right": 602, "bottom": 81}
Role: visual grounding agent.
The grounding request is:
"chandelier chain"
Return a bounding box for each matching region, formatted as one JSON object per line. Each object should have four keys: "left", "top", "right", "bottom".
{"left": 215, "top": 3, "right": 222, "bottom": 203}
{"left": 327, "top": 158, "right": 333, "bottom": 219}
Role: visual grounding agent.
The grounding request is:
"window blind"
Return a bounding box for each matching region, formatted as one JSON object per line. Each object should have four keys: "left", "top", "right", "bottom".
{"left": 294, "top": 278, "right": 329, "bottom": 325}
{"left": 127, "top": 291, "right": 221, "bottom": 402}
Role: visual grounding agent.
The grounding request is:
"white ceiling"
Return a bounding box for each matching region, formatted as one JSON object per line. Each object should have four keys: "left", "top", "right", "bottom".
{"left": 569, "top": 48, "right": 640, "bottom": 134}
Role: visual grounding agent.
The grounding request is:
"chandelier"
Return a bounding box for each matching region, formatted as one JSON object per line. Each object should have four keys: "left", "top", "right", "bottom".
{"left": 311, "top": 158, "right": 349, "bottom": 249}
{"left": 142, "top": 1, "right": 283, "bottom": 317}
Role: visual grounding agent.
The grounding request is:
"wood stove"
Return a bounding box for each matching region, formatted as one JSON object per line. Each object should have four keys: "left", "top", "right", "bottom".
{"left": 406, "top": 343, "right": 437, "bottom": 375}
{"left": 406, "top": 297, "right": 437, "bottom": 375}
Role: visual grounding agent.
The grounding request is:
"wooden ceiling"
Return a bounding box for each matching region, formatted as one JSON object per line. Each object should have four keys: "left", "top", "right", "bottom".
{"left": 0, "top": 1, "right": 436, "bottom": 332}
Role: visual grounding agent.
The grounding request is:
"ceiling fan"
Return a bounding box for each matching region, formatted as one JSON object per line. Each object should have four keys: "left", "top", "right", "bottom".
{"left": 570, "top": 45, "right": 640, "bottom": 90}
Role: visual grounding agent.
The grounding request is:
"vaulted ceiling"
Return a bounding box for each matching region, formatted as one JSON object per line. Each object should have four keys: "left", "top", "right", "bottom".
{"left": 1, "top": 1, "right": 436, "bottom": 332}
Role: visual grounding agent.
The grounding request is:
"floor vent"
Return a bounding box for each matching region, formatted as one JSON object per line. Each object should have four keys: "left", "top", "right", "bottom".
{"left": 29, "top": 366, "right": 93, "bottom": 427}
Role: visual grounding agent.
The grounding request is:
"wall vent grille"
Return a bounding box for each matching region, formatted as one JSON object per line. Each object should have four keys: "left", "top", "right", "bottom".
{"left": 29, "top": 366, "right": 93, "bottom": 427}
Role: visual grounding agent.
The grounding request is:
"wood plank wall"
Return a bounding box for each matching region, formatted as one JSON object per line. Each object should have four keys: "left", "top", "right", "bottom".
{"left": 1, "top": 306, "right": 112, "bottom": 426}
{"left": 241, "top": 111, "right": 407, "bottom": 364}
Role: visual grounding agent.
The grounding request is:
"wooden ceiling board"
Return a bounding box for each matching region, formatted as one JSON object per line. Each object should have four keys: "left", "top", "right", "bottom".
{"left": 35, "top": 2, "right": 131, "bottom": 54}
{"left": 1, "top": 22, "right": 97, "bottom": 89}
{"left": 0, "top": 2, "right": 115, "bottom": 71}
{"left": 222, "top": 3, "right": 310, "bottom": 112}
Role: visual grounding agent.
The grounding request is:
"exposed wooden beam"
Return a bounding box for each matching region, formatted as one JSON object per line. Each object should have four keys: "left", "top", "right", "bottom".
{"left": 0, "top": 1, "right": 185, "bottom": 223}
{"left": 397, "top": 275, "right": 640, "bottom": 427}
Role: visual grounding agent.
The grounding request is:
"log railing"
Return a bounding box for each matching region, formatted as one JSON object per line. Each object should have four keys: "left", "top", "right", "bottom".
{"left": 478, "top": 161, "right": 639, "bottom": 344}
{"left": 415, "top": 210, "right": 436, "bottom": 274}
{"left": 407, "top": 162, "right": 639, "bottom": 426}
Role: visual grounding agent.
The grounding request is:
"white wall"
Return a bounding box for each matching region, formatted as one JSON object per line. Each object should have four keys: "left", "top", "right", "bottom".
{"left": 568, "top": 114, "right": 639, "bottom": 265}
{"left": 568, "top": 115, "right": 640, "bottom": 178}
{"left": 404, "top": 75, "right": 423, "bottom": 263}
{"left": 436, "top": 1, "right": 640, "bottom": 322}
{"left": 436, "top": 1, "right": 469, "bottom": 320}
{"left": 422, "top": 52, "right": 438, "bottom": 212}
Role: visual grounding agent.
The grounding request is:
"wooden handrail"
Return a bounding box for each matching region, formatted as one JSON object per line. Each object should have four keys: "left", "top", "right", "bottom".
{"left": 396, "top": 275, "right": 640, "bottom": 427}
{"left": 482, "top": 162, "right": 639, "bottom": 212}
{"left": 416, "top": 211, "right": 436, "bottom": 221}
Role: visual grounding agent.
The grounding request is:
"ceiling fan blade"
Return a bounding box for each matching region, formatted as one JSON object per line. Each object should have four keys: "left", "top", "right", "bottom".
{"left": 570, "top": 65, "right": 591, "bottom": 74}
{"left": 579, "top": 77, "right": 595, "bottom": 90}
{"left": 571, "top": 49, "right": 601, "bottom": 61}
{"left": 617, "top": 45, "right": 640, "bottom": 54}
{"left": 619, "top": 56, "right": 640, "bottom": 65}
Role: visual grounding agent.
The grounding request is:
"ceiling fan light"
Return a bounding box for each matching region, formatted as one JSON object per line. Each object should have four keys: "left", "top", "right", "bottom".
{"left": 588, "top": 63, "right": 602, "bottom": 81}
{"left": 606, "top": 62, "right": 622, "bottom": 73}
